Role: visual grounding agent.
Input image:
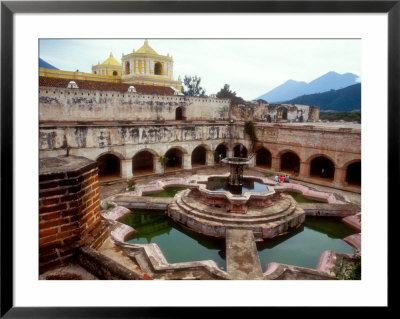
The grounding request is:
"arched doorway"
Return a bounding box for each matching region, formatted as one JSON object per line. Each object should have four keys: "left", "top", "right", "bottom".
{"left": 132, "top": 150, "right": 154, "bottom": 176}
{"left": 346, "top": 161, "right": 361, "bottom": 185}
{"left": 175, "top": 107, "right": 183, "bottom": 120}
{"left": 256, "top": 147, "right": 272, "bottom": 168}
{"left": 191, "top": 145, "right": 207, "bottom": 166}
{"left": 165, "top": 148, "right": 183, "bottom": 171}
{"left": 310, "top": 156, "right": 335, "bottom": 180}
{"left": 112, "top": 71, "right": 118, "bottom": 76}
{"left": 154, "top": 62, "right": 162, "bottom": 75}
{"left": 277, "top": 107, "right": 288, "bottom": 121}
{"left": 96, "top": 154, "right": 121, "bottom": 180}
{"left": 234, "top": 144, "right": 248, "bottom": 158}
{"left": 125, "top": 62, "right": 130, "bottom": 74}
{"left": 280, "top": 151, "right": 300, "bottom": 174}
{"left": 215, "top": 143, "right": 227, "bottom": 162}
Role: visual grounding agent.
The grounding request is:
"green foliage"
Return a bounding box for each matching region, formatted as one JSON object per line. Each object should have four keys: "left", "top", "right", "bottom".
{"left": 332, "top": 254, "right": 361, "bottom": 280}
{"left": 244, "top": 120, "right": 258, "bottom": 152}
{"left": 218, "top": 105, "right": 229, "bottom": 118}
{"left": 182, "top": 75, "right": 206, "bottom": 97}
{"left": 216, "top": 84, "right": 245, "bottom": 105}
{"left": 319, "top": 112, "right": 361, "bottom": 123}
{"left": 107, "top": 203, "right": 116, "bottom": 209}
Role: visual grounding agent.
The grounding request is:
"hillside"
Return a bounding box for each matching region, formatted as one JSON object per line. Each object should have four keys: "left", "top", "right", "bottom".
{"left": 281, "top": 83, "right": 361, "bottom": 112}
{"left": 257, "top": 71, "right": 359, "bottom": 102}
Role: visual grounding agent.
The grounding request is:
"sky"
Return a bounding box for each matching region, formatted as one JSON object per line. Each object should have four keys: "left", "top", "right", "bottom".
{"left": 39, "top": 39, "right": 361, "bottom": 100}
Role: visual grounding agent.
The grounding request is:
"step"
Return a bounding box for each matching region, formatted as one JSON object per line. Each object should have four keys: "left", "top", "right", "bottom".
{"left": 176, "top": 195, "right": 298, "bottom": 226}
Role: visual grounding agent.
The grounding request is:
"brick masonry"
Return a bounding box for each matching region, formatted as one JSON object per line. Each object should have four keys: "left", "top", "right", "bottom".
{"left": 39, "top": 156, "right": 109, "bottom": 273}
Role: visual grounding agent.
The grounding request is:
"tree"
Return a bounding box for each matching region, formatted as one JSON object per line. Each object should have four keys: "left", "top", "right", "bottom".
{"left": 216, "top": 84, "right": 245, "bottom": 105}
{"left": 182, "top": 75, "right": 206, "bottom": 97}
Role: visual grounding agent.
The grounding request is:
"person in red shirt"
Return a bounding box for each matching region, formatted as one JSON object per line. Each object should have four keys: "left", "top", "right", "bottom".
{"left": 279, "top": 175, "right": 284, "bottom": 183}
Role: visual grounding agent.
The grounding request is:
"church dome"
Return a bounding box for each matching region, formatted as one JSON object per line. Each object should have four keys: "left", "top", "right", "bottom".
{"left": 135, "top": 40, "right": 158, "bottom": 55}
{"left": 100, "top": 53, "right": 121, "bottom": 67}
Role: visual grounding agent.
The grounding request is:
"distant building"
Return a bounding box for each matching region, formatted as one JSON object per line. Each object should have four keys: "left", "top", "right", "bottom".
{"left": 39, "top": 40, "right": 182, "bottom": 92}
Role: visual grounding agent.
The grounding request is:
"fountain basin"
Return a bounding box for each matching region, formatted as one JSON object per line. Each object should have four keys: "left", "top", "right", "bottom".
{"left": 187, "top": 174, "right": 283, "bottom": 213}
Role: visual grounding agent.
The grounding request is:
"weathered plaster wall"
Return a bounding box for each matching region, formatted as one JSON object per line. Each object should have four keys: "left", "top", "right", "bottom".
{"left": 39, "top": 123, "right": 233, "bottom": 159}
{"left": 39, "top": 87, "right": 230, "bottom": 122}
{"left": 231, "top": 102, "right": 319, "bottom": 123}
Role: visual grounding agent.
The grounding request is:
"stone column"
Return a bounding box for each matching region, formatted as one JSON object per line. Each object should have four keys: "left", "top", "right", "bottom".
{"left": 299, "top": 162, "right": 310, "bottom": 180}
{"left": 207, "top": 150, "right": 214, "bottom": 165}
{"left": 271, "top": 156, "right": 280, "bottom": 171}
{"left": 333, "top": 167, "right": 346, "bottom": 188}
{"left": 130, "top": 59, "right": 133, "bottom": 74}
{"left": 183, "top": 154, "right": 192, "bottom": 170}
{"left": 120, "top": 159, "right": 133, "bottom": 179}
{"left": 227, "top": 149, "right": 234, "bottom": 158}
{"left": 154, "top": 156, "right": 163, "bottom": 174}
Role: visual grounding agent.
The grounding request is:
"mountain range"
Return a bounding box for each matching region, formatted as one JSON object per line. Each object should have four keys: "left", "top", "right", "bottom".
{"left": 281, "top": 83, "right": 361, "bottom": 112}
{"left": 256, "top": 71, "right": 360, "bottom": 103}
{"left": 39, "top": 58, "right": 59, "bottom": 70}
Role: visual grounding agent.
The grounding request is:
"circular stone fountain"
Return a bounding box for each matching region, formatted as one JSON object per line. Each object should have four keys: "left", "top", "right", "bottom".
{"left": 167, "top": 157, "right": 306, "bottom": 240}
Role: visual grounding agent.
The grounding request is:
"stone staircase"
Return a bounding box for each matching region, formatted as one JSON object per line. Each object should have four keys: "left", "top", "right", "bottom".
{"left": 168, "top": 189, "right": 305, "bottom": 239}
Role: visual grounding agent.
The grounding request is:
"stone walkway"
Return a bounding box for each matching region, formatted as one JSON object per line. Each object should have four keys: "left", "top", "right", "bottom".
{"left": 226, "top": 229, "right": 263, "bottom": 279}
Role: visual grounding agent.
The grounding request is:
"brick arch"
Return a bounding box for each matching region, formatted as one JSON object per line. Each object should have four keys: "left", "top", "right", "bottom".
{"left": 191, "top": 144, "right": 208, "bottom": 166}
{"left": 165, "top": 145, "right": 188, "bottom": 155}
{"left": 96, "top": 152, "right": 122, "bottom": 179}
{"left": 344, "top": 160, "right": 361, "bottom": 185}
{"left": 95, "top": 150, "right": 124, "bottom": 161}
{"left": 255, "top": 147, "right": 272, "bottom": 168}
{"left": 305, "top": 153, "right": 338, "bottom": 167}
{"left": 277, "top": 148, "right": 302, "bottom": 160}
{"left": 233, "top": 143, "right": 248, "bottom": 158}
{"left": 132, "top": 149, "right": 157, "bottom": 176}
{"left": 341, "top": 158, "right": 362, "bottom": 170}
{"left": 131, "top": 148, "right": 159, "bottom": 159}
{"left": 164, "top": 147, "right": 186, "bottom": 170}
{"left": 279, "top": 150, "right": 301, "bottom": 173}
{"left": 190, "top": 143, "right": 211, "bottom": 153}
{"left": 308, "top": 155, "right": 336, "bottom": 180}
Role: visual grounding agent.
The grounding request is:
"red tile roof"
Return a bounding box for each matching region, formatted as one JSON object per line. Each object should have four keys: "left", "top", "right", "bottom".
{"left": 39, "top": 76, "right": 175, "bottom": 95}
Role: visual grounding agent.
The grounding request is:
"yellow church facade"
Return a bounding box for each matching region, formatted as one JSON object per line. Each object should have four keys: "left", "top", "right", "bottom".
{"left": 39, "top": 40, "right": 182, "bottom": 91}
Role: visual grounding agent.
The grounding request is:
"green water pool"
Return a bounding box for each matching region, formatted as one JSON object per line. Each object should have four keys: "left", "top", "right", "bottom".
{"left": 284, "top": 191, "right": 326, "bottom": 203}
{"left": 119, "top": 210, "right": 357, "bottom": 271}
{"left": 142, "top": 186, "right": 188, "bottom": 197}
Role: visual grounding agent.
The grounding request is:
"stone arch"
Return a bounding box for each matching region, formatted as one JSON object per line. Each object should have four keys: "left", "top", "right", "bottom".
{"left": 309, "top": 155, "right": 335, "bottom": 180}
{"left": 154, "top": 62, "right": 163, "bottom": 75}
{"left": 113, "top": 70, "right": 118, "bottom": 76}
{"left": 280, "top": 151, "right": 300, "bottom": 173}
{"left": 132, "top": 150, "right": 155, "bottom": 176}
{"left": 233, "top": 144, "right": 248, "bottom": 158}
{"left": 344, "top": 160, "right": 361, "bottom": 185}
{"left": 164, "top": 147, "right": 185, "bottom": 170}
{"left": 255, "top": 147, "right": 272, "bottom": 168}
{"left": 96, "top": 152, "right": 121, "bottom": 179}
{"left": 191, "top": 145, "right": 207, "bottom": 166}
{"left": 215, "top": 143, "right": 228, "bottom": 162}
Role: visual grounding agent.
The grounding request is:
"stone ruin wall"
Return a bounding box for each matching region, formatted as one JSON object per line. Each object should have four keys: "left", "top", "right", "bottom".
{"left": 39, "top": 87, "right": 230, "bottom": 122}
{"left": 230, "top": 102, "right": 319, "bottom": 123}
{"left": 39, "top": 123, "right": 233, "bottom": 159}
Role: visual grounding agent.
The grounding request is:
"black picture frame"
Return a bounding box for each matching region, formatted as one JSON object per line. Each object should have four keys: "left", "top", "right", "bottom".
{"left": 1, "top": 0, "right": 396, "bottom": 317}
